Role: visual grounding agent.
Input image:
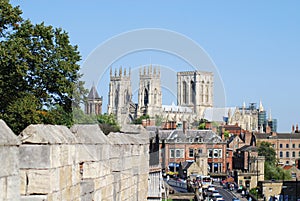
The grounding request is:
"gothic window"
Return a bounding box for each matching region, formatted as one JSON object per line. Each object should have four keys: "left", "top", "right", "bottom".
{"left": 201, "top": 84, "right": 204, "bottom": 102}
{"left": 154, "top": 88, "right": 157, "bottom": 104}
{"left": 206, "top": 86, "right": 209, "bottom": 103}
{"left": 183, "top": 81, "right": 187, "bottom": 104}
{"left": 292, "top": 151, "right": 296, "bottom": 158}
{"left": 190, "top": 80, "right": 195, "bottom": 104}
{"left": 280, "top": 151, "right": 283, "bottom": 158}
{"left": 144, "top": 88, "right": 149, "bottom": 106}
{"left": 124, "top": 90, "right": 127, "bottom": 104}
{"left": 286, "top": 152, "right": 289, "bottom": 157}
{"left": 114, "top": 89, "right": 119, "bottom": 107}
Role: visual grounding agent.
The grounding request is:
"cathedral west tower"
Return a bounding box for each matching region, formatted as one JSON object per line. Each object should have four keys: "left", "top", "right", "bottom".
{"left": 138, "top": 66, "right": 162, "bottom": 117}
{"left": 107, "top": 67, "right": 133, "bottom": 124}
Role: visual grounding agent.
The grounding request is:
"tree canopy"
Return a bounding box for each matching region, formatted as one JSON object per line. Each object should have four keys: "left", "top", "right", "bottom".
{"left": 258, "top": 141, "right": 291, "bottom": 180}
{"left": 0, "top": 1, "right": 86, "bottom": 134}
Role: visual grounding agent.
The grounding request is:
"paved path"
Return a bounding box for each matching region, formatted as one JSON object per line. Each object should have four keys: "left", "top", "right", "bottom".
{"left": 215, "top": 185, "right": 248, "bottom": 201}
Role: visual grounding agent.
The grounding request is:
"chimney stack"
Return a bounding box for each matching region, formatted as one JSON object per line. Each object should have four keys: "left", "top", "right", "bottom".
{"left": 292, "top": 125, "right": 295, "bottom": 133}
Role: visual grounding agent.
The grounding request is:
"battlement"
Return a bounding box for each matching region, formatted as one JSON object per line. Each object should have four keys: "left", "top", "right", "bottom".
{"left": 139, "top": 65, "right": 160, "bottom": 78}
{"left": 110, "top": 67, "right": 131, "bottom": 79}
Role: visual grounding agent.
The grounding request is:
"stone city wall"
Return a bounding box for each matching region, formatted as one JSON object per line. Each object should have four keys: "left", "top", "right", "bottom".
{"left": 0, "top": 120, "right": 149, "bottom": 201}
{"left": 0, "top": 120, "right": 20, "bottom": 201}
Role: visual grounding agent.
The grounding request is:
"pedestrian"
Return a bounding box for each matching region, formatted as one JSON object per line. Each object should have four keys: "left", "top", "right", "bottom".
{"left": 242, "top": 190, "right": 245, "bottom": 198}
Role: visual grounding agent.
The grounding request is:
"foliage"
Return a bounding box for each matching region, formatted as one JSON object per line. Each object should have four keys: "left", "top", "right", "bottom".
{"left": 4, "top": 94, "right": 42, "bottom": 134}
{"left": 224, "top": 130, "right": 230, "bottom": 139}
{"left": 197, "top": 118, "right": 207, "bottom": 129}
{"left": 97, "top": 114, "right": 120, "bottom": 135}
{"left": 155, "top": 115, "right": 163, "bottom": 126}
{"left": 0, "top": 0, "right": 23, "bottom": 38}
{"left": 258, "top": 141, "right": 276, "bottom": 165}
{"left": 264, "top": 163, "right": 292, "bottom": 180}
{"left": 250, "top": 187, "right": 261, "bottom": 199}
{"left": 132, "top": 114, "right": 150, "bottom": 124}
{"left": 258, "top": 141, "right": 292, "bottom": 180}
{"left": 0, "top": 1, "right": 87, "bottom": 134}
{"left": 72, "top": 107, "right": 98, "bottom": 124}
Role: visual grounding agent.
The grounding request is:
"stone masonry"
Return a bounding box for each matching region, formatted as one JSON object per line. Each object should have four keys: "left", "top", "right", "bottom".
{"left": 0, "top": 120, "right": 20, "bottom": 201}
{"left": 0, "top": 120, "right": 149, "bottom": 201}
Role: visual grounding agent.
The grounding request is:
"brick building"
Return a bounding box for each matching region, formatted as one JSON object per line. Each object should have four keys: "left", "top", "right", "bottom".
{"left": 147, "top": 128, "right": 228, "bottom": 176}
{"left": 256, "top": 132, "right": 300, "bottom": 165}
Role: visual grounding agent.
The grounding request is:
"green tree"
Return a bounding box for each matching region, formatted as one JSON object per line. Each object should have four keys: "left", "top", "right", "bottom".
{"left": 258, "top": 141, "right": 292, "bottom": 180}
{"left": 198, "top": 118, "right": 208, "bottom": 130}
{"left": 223, "top": 130, "right": 230, "bottom": 140}
{"left": 258, "top": 141, "right": 276, "bottom": 165}
{"left": 0, "top": 1, "right": 86, "bottom": 134}
{"left": 97, "top": 114, "right": 120, "bottom": 135}
{"left": 132, "top": 114, "right": 150, "bottom": 124}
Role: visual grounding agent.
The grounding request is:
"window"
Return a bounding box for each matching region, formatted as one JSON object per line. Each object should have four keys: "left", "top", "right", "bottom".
{"left": 170, "top": 149, "right": 175, "bottom": 158}
{"left": 189, "top": 148, "right": 194, "bottom": 158}
{"left": 286, "top": 152, "right": 289, "bottom": 157}
{"left": 299, "top": 151, "right": 300, "bottom": 157}
{"left": 293, "top": 151, "right": 296, "bottom": 158}
{"left": 286, "top": 144, "right": 289, "bottom": 148}
{"left": 198, "top": 149, "right": 203, "bottom": 154}
{"left": 280, "top": 144, "right": 283, "bottom": 148}
{"left": 299, "top": 144, "right": 300, "bottom": 148}
{"left": 272, "top": 144, "right": 276, "bottom": 148}
{"left": 293, "top": 144, "right": 296, "bottom": 148}
{"left": 280, "top": 151, "right": 283, "bottom": 158}
{"left": 208, "top": 149, "right": 213, "bottom": 158}
{"left": 176, "top": 149, "right": 184, "bottom": 158}
{"left": 208, "top": 149, "right": 222, "bottom": 158}
{"left": 170, "top": 149, "right": 184, "bottom": 158}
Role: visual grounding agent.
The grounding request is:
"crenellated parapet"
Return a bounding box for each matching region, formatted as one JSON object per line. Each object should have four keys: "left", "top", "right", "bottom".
{"left": 110, "top": 66, "right": 131, "bottom": 80}
{"left": 139, "top": 65, "right": 160, "bottom": 78}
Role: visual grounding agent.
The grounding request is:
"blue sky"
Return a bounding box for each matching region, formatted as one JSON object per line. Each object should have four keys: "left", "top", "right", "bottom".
{"left": 11, "top": 1, "right": 300, "bottom": 132}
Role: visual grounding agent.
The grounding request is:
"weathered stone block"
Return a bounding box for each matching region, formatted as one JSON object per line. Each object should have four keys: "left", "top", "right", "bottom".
{"left": 20, "top": 170, "right": 27, "bottom": 195}
{"left": 71, "top": 163, "right": 80, "bottom": 186}
{"left": 80, "top": 179, "right": 94, "bottom": 196}
{"left": 0, "top": 177, "right": 7, "bottom": 200}
{"left": 27, "top": 169, "right": 51, "bottom": 194}
{"left": 50, "top": 168, "right": 60, "bottom": 192}
{"left": 82, "top": 162, "right": 100, "bottom": 179}
{"left": 0, "top": 146, "right": 19, "bottom": 177}
{"left": 70, "top": 184, "right": 80, "bottom": 200}
{"left": 20, "top": 195, "right": 47, "bottom": 201}
{"left": 0, "top": 120, "right": 20, "bottom": 145}
{"left": 7, "top": 175, "right": 20, "bottom": 201}
{"left": 19, "top": 145, "right": 50, "bottom": 169}
{"left": 19, "top": 124, "right": 76, "bottom": 145}
{"left": 76, "top": 144, "right": 101, "bottom": 162}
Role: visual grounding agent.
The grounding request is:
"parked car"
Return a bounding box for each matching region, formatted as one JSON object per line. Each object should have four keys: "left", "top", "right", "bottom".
{"left": 213, "top": 195, "right": 224, "bottom": 201}
{"left": 232, "top": 198, "right": 240, "bottom": 201}
{"left": 212, "top": 190, "right": 220, "bottom": 197}
{"left": 208, "top": 185, "right": 216, "bottom": 192}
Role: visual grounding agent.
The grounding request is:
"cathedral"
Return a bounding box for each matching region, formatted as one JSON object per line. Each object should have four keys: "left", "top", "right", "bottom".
{"left": 106, "top": 66, "right": 214, "bottom": 125}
